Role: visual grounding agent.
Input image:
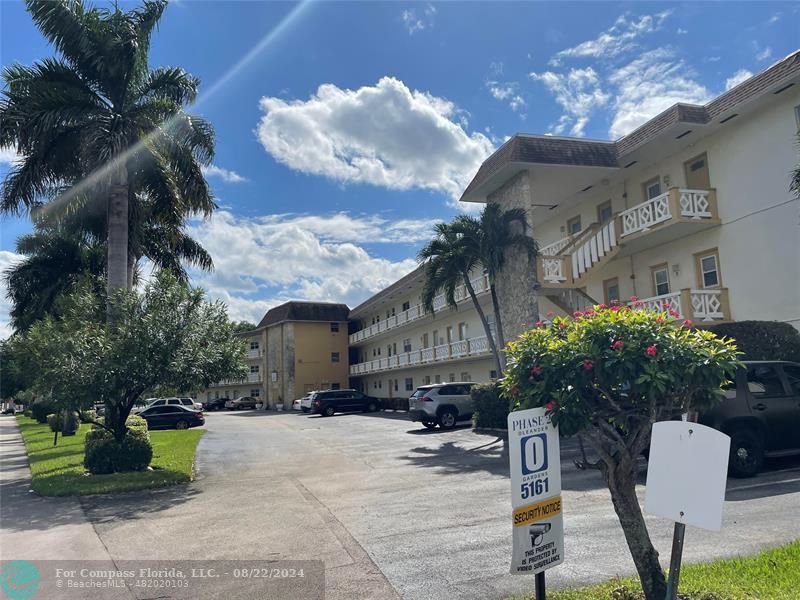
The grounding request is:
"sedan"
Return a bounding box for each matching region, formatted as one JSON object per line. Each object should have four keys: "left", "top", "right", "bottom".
{"left": 226, "top": 396, "right": 258, "bottom": 410}
{"left": 204, "top": 397, "right": 230, "bottom": 411}
{"left": 139, "top": 404, "right": 205, "bottom": 430}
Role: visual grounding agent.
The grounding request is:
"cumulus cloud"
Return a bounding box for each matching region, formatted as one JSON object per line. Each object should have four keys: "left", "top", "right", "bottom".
{"left": 725, "top": 69, "right": 754, "bottom": 91}
{"left": 529, "top": 67, "right": 610, "bottom": 136}
{"left": 256, "top": 77, "right": 494, "bottom": 203}
{"left": 607, "top": 49, "right": 711, "bottom": 138}
{"left": 186, "top": 211, "right": 427, "bottom": 323}
{"left": 402, "top": 3, "right": 436, "bottom": 35}
{"left": 202, "top": 164, "right": 248, "bottom": 183}
{"left": 0, "top": 147, "right": 22, "bottom": 168}
{"left": 0, "top": 251, "right": 23, "bottom": 339}
{"left": 485, "top": 81, "right": 526, "bottom": 112}
{"left": 755, "top": 45, "right": 772, "bottom": 62}
{"left": 549, "top": 10, "right": 672, "bottom": 65}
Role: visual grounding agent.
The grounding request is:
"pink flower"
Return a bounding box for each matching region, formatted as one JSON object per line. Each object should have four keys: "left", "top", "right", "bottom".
{"left": 610, "top": 305, "right": 621, "bottom": 312}
{"left": 632, "top": 300, "right": 643, "bottom": 307}
{"left": 528, "top": 376, "right": 535, "bottom": 382}
{"left": 645, "top": 345, "right": 658, "bottom": 358}
{"left": 656, "top": 316, "right": 665, "bottom": 324}
{"left": 611, "top": 340, "right": 624, "bottom": 351}
{"left": 683, "top": 319, "right": 693, "bottom": 328}
{"left": 598, "top": 303, "right": 608, "bottom": 310}
{"left": 535, "top": 320, "right": 545, "bottom": 328}
{"left": 545, "top": 400, "right": 557, "bottom": 412}
{"left": 531, "top": 366, "right": 542, "bottom": 377}
{"left": 584, "top": 309, "right": 595, "bottom": 317}
{"left": 669, "top": 309, "right": 681, "bottom": 318}
{"left": 573, "top": 310, "right": 584, "bottom": 318}
{"left": 583, "top": 359, "right": 594, "bottom": 370}
{"left": 559, "top": 322, "right": 567, "bottom": 330}
{"left": 629, "top": 295, "right": 639, "bottom": 302}
{"left": 546, "top": 311, "right": 555, "bottom": 318}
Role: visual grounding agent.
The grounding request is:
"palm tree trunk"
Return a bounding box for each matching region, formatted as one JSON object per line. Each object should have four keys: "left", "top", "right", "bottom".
{"left": 107, "top": 166, "right": 129, "bottom": 317}
{"left": 464, "top": 273, "right": 503, "bottom": 375}
{"left": 488, "top": 282, "right": 507, "bottom": 371}
{"left": 127, "top": 253, "right": 137, "bottom": 289}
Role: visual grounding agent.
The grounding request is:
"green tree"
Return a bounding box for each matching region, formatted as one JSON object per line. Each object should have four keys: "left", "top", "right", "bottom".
{"left": 500, "top": 304, "right": 741, "bottom": 600}
{"left": 16, "top": 271, "right": 247, "bottom": 443}
{"left": 231, "top": 320, "right": 258, "bottom": 334}
{"left": 452, "top": 204, "right": 537, "bottom": 371}
{"left": 0, "top": 0, "right": 215, "bottom": 307}
{"left": 0, "top": 338, "right": 33, "bottom": 401}
{"left": 418, "top": 222, "right": 503, "bottom": 374}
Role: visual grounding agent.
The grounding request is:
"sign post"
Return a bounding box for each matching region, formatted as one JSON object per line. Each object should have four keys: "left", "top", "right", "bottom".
{"left": 508, "top": 407, "right": 564, "bottom": 598}
{"left": 645, "top": 420, "right": 730, "bottom": 600}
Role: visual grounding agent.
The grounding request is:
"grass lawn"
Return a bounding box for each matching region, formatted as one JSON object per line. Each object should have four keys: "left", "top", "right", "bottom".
{"left": 15, "top": 415, "right": 204, "bottom": 496}
{"left": 511, "top": 540, "right": 800, "bottom": 600}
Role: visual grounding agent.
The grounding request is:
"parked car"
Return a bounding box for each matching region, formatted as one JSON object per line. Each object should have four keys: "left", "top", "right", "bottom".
{"left": 204, "top": 397, "right": 230, "bottom": 411}
{"left": 299, "top": 391, "right": 319, "bottom": 413}
{"left": 311, "top": 390, "right": 380, "bottom": 417}
{"left": 147, "top": 397, "right": 201, "bottom": 410}
{"left": 1, "top": 406, "right": 16, "bottom": 415}
{"left": 226, "top": 396, "right": 258, "bottom": 410}
{"left": 138, "top": 404, "right": 205, "bottom": 430}
{"left": 699, "top": 361, "right": 800, "bottom": 477}
{"left": 408, "top": 383, "right": 476, "bottom": 429}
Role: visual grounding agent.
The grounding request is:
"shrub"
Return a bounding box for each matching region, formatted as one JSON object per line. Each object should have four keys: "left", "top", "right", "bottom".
{"left": 707, "top": 320, "right": 800, "bottom": 363}
{"left": 30, "top": 399, "right": 56, "bottom": 423}
{"left": 46, "top": 411, "right": 81, "bottom": 435}
{"left": 23, "top": 409, "right": 32, "bottom": 417}
{"left": 471, "top": 382, "right": 509, "bottom": 429}
{"left": 84, "top": 415, "right": 153, "bottom": 474}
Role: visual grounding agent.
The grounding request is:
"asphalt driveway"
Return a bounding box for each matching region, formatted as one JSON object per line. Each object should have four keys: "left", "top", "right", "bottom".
{"left": 3, "top": 411, "right": 800, "bottom": 599}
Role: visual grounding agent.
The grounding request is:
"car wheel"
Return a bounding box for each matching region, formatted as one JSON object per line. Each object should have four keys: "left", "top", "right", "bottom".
{"left": 423, "top": 422, "right": 437, "bottom": 430}
{"left": 438, "top": 410, "right": 456, "bottom": 429}
{"left": 366, "top": 402, "right": 378, "bottom": 413}
{"left": 301, "top": 408, "right": 309, "bottom": 413}
{"left": 323, "top": 406, "right": 335, "bottom": 417}
{"left": 728, "top": 428, "right": 764, "bottom": 478}
{"left": 176, "top": 420, "right": 189, "bottom": 430}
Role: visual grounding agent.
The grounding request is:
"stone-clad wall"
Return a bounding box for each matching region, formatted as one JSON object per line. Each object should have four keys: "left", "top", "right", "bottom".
{"left": 487, "top": 170, "right": 540, "bottom": 343}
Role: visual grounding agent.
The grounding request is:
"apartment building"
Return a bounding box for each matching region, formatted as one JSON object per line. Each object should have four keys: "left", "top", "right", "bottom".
{"left": 460, "top": 50, "right": 800, "bottom": 338}
{"left": 198, "top": 301, "right": 350, "bottom": 408}
{"left": 347, "top": 267, "right": 498, "bottom": 400}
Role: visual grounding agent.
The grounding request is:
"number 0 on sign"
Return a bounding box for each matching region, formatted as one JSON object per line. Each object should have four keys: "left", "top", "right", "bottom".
{"left": 508, "top": 407, "right": 565, "bottom": 574}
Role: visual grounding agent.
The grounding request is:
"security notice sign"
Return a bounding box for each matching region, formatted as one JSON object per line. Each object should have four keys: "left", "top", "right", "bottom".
{"left": 508, "top": 407, "right": 564, "bottom": 575}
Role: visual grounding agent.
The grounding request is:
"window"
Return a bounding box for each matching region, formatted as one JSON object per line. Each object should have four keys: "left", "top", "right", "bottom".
{"left": 249, "top": 341, "right": 259, "bottom": 350}
{"left": 373, "top": 381, "right": 377, "bottom": 389}
{"left": 460, "top": 372, "right": 470, "bottom": 382}
{"left": 746, "top": 366, "right": 786, "bottom": 397}
{"left": 643, "top": 176, "right": 662, "bottom": 200}
{"left": 603, "top": 277, "right": 620, "bottom": 304}
{"left": 331, "top": 383, "right": 341, "bottom": 390}
{"left": 695, "top": 249, "right": 721, "bottom": 288}
{"left": 597, "top": 201, "right": 613, "bottom": 224}
{"left": 387, "top": 345, "right": 392, "bottom": 357}
{"left": 403, "top": 338, "right": 412, "bottom": 353}
{"left": 393, "top": 380, "right": 398, "bottom": 392}
{"left": 377, "top": 347, "right": 381, "bottom": 356}
{"left": 783, "top": 365, "right": 800, "bottom": 394}
{"left": 433, "top": 330, "right": 439, "bottom": 346}
{"left": 423, "top": 375, "right": 431, "bottom": 385}
{"left": 372, "top": 348, "right": 376, "bottom": 357}
{"left": 651, "top": 264, "right": 670, "bottom": 296}
{"left": 402, "top": 301, "right": 410, "bottom": 312}
{"left": 215, "top": 391, "right": 220, "bottom": 399}
{"left": 250, "top": 365, "right": 260, "bottom": 373}
{"left": 458, "top": 322, "right": 467, "bottom": 341}
{"left": 422, "top": 333, "right": 429, "bottom": 348}
{"left": 567, "top": 215, "right": 582, "bottom": 235}
{"left": 392, "top": 342, "right": 397, "bottom": 355}
{"left": 435, "top": 374, "right": 441, "bottom": 383}
{"left": 446, "top": 326, "right": 453, "bottom": 343}
{"left": 405, "top": 378, "right": 414, "bottom": 391}
{"left": 490, "top": 370, "right": 498, "bottom": 380}
{"left": 378, "top": 380, "right": 382, "bottom": 389}
{"left": 250, "top": 389, "right": 260, "bottom": 397}
{"left": 331, "top": 352, "right": 340, "bottom": 363}
{"left": 330, "top": 322, "right": 339, "bottom": 332}
{"left": 233, "top": 390, "right": 239, "bottom": 398}
{"left": 449, "top": 373, "right": 456, "bottom": 382}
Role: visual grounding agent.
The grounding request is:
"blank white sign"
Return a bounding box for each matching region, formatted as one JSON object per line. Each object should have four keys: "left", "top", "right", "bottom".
{"left": 645, "top": 421, "right": 730, "bottom": 531}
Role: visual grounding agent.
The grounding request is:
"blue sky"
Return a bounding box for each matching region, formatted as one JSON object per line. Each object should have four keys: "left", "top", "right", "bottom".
{"left": 0, "top": 0, "right": 797, "bottom": 333}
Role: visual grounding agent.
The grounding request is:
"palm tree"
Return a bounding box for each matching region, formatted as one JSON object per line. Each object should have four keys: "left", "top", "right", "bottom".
{"left": 0, "top": 0, "right": 214, "bottom": 310}
{"left": 452, "top": 204, "right": 538, "bottom": 371}
{"left": 418, "top": 222, "right": 504, "bottom": 375}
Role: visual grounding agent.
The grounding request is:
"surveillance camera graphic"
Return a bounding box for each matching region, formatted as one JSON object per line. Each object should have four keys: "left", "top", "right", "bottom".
{"left": 529, "top": 523, "right": 551, "bottom": 547}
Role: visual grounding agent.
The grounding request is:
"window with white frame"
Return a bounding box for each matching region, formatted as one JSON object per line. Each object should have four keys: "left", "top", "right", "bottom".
{"left": 435, "top": 374, "right": 441, "bottom": 383}
{"left": 651, "top": 265, "right": 670, "bottom": 296}
{"left": 405, "top": 377, "right": 413, "bottom": 391}
{"left": 423, "top": 375, "right": 431, "bottom": 385}
{"left": 250, "top": 365, "right": 259, "bottom": 373}
{"left": 250, "top": 389, "right": 260, "bottom": 397}
{"left": 403, "top": 338, "right": 412, "bottom": 352}
{"left": 697, "top": 252, "right": 720, "bottom": 288}
{"left": 250, "top": 341, "right": 259, "bottom": 350}
{"left": 330, "top": 322, "right": 339, "bottom": 332}
{"left": 331, "top": 352, "right": 340, "bottom": 363}
{"left": 460, "top": 372, "right": 470, "bottom": 381}
{"left": 402, "top": 301, "right": 410, "bottom": 311}
{"left": 644, "top": 176, "right": 662, "bottom": 200}
{"left": 448, "top": 373, "right": 455, "bottom": 382}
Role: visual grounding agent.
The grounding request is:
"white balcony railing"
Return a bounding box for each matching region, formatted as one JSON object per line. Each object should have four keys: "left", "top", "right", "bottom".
{"left": 247, "top": 348, "right": 262, "bottom": 359}
{"left": 620, "top": 188, "right": 715, "bottom": 238}
{"left": 349, "top": 335, "right": 494, "bottom": 376}
{"left": 631, "top": 288, "right": 729, "bottom": 322}
{"left": 349, "top": 273, "right": 490, "bottom": 345}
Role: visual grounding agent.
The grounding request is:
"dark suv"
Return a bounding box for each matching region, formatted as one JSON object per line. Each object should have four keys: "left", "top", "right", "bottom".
{"left": 311, "top": 389, "right": 380, "bottom": 416}
{"left": 700, "top": 361, "right": 800, "bottom": 477}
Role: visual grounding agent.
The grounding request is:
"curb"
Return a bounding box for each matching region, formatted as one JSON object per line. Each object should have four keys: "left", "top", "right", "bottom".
{"left": 473, "top": 426, "right": 509, "bottom": 438}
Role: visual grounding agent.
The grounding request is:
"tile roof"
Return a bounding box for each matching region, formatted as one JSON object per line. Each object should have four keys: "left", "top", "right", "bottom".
{"left": 257, "top": 301, "right": 350, "bottom": 328}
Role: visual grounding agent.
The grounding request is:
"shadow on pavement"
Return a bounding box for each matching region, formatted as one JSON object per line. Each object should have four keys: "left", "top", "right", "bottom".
{"left": 79, "top": 483, "right": 201, "bottom": 524}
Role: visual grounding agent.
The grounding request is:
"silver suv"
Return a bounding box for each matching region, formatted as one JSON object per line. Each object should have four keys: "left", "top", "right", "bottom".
{"left": 408, "top": 383, "right": 476, "bottom": 429}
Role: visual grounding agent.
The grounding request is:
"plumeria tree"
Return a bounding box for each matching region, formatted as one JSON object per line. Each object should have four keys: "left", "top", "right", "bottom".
{"left": 501, "top": 301, "right": 741, "bottom": 600}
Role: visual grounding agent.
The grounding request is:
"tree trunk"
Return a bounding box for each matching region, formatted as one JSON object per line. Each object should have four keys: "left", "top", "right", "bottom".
{"left": 127, "top": 253, "right": 137, "bottom": 290}
{"left": 488, "top": 282, "right": 507, "bottom": 371}
{"left": 107, "top": 165, "right": 130, "bottom": 318}
{"left": 464, "top": 273, "right": 503, "bottom": 375}
{"left": 606, "top": 454, "right": 667, "bottom": 600}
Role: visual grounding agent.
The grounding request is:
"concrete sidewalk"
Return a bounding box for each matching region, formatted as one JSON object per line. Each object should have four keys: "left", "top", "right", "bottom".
{"left": 0, "top": 416, "right": 111, "bottom": 561}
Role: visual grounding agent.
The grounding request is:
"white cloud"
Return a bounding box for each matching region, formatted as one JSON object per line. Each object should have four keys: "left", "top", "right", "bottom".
{"left": 0, "top": 147, "right": 22, "bottom": 168}
{"left": 256, "top": 77, "right": 494, "bottom": 203}
{"left": 768, "top": 12, "right": 782, "bottom": 24}
{"left": 725, "top": 69, "right": 754, "bottom": 91}
{"left": 529, "top": 67, "right": 610, "bottom": 136}
{"left": 0, "top": 251, "right": 23, "bottom": 339}
{"left": 485, "top": 81, "right": 526, "bottom": 112}
{"left": 186, "top": 211, "right": 422, "bottom": 323}
{"left": 201, "top": 164, "right": 248, "bottom": 183}
{"left": 549, "top": 10, "right": 673, "bottom": 65}
{"left": 607, "top": 49, "right": 711, "bottom": 138}
{"left": 402, "top": 3, "right": 436, "bottom": 35}
{"left": 676, "top": 28, "right": 688, "bottom": 35}
{"left": 755, "top": 46, "right": 772, "bottom": 61}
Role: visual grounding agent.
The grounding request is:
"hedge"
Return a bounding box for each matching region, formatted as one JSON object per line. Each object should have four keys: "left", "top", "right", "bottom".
{"left": 471, "top": 382, "right": 510, "bottom": 429}
{"left": 47, "top": 411, "right": 81, "bottom": 436}
{"left": 708, "top": 321, "right": 800, "bottom": 363}
{"left": 30, "top": 399, "right": 57, "bottom": 424}
{"left": 84, "top": 415, "right": 153, "bottom": 474}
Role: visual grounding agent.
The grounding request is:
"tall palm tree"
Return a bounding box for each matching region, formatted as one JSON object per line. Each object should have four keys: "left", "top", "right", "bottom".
{"left": 0, "top": 0, "right": 214, "bottom": 311}
{"left": 452, "top": 204, "right": 538, "bottom": 371}
{"left": 418, "top": 222, "right": 504, "bottom": 375}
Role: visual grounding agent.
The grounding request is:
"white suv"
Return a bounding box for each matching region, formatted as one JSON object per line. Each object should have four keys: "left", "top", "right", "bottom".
{"left": 148, "top": 397, "right": 202, "bottom": 410}
{"left": 408, "top": 383, "right": 476, "bottom": 429}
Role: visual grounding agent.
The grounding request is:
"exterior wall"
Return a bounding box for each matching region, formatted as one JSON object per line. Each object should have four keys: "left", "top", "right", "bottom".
{"left": 196, "top": 331, "right": 266, "bottom": 403}
{"left": 358, "top": 358, "right": 496, "bottom": 399}
{"left": 293, "top": 321, "right": 349, "bottom": 396}
{"left": 488, "top": 170, "right": 541, "bottom": 341}
{"left": 265, "top": 322, "right": 294, "bottom": 408}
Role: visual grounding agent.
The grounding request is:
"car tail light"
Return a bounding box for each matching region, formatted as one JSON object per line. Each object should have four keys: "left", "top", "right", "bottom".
{"left": 420, "top": 396, "right": 433, "bottom": 402}
{"left": 314, "top": 400, "right": 320, "bottom": 406}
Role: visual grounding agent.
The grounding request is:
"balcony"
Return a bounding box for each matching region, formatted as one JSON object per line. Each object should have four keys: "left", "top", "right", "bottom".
{"left": 349, "top": 335, "right": 493, "bottom": 376}
{"left": 215, "top": 372, "right": 262, "bottom": 386}
{"left": 247, "top": 348, "right": 262, "bottom": 359}
{"left": 349, "top": 274, "right": 490, "bottom": 345}
{"left": 632, "top": 288, "right": 730, "bottom": 322}
{"left": 618, "top": 188, "right": 719, "bottom": 241}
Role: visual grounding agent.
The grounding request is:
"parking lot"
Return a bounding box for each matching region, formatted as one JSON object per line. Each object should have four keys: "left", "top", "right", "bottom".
{"left": 6, "top": 410, "right": 800, "bottom": 600}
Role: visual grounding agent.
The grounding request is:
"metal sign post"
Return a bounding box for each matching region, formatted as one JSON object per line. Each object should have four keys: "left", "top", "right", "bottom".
{"left": 508, "top": 407, "right": 565, "bottom": 598}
